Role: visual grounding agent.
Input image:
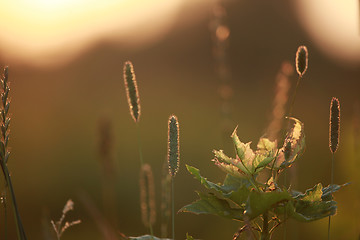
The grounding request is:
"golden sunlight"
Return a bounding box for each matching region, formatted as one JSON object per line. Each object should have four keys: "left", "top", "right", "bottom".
{"left": 0, "top": 0, "right": 184, "bottom": 67}
{"left": 294, "top": 0, "right": 360, "bottom": 65}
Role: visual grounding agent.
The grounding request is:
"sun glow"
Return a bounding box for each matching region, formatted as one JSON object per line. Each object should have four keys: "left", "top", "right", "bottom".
{"left": 0, "top": 0, "right": 183, "bottom": 67}
{"left": 294, "top": 0, "right": 360, "bottom": 66}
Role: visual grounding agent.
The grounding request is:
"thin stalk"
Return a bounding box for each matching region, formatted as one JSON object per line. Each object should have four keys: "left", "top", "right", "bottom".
{"left": 171, "top": 179, "right": 175, "bottom": 240}
{"left": 283, "top": 171, "right": 287, "bottom": 240}
{"left": 136, "top": 123, "right": 144, "bottom": 166}
{"left": 327, "top": 153, "right": 335, "bottom": 240}
{"left": 261, "top": 212, "right": 269, "bottom": 240}
{"left": 288, "top": 76, "right": 301, "bottom": 118}
{"left": 0, "top": 162, "right": 26, "bottom": 240}
{"left": 3, "top": 191, "right": 7, "bottom": 240}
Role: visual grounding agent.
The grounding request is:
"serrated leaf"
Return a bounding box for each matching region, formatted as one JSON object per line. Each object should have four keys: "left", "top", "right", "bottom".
{"left": 179, "top": 192, "right": 244, "bottom": 221}
{"left": 185, "top": 165, "right": 251, "bottom": 207}
{"left": 213, "top": 160, "right": 244, "bottom": 178}
{"left": 276, "top": 183, "right": 345, "bottom": 222}
{"left": 256, "top": 138, "right": 277, "bottom": 153}
{"left": 321, "top": 183, "right": 347, "bottom": 201}
{"left": 231, "top": 127, "right": 255, "bottom": 170}
{"left": 245, "top": 190, "right": 292, "bottom": 220}
{"left": 213, "top": 150, "right": 249, "bottom": 175}
{"left": 275, "top": 117, "right": 305, "bottom": 169}
{"left": 300, "top": 183, "right": 323, "bottom": 202}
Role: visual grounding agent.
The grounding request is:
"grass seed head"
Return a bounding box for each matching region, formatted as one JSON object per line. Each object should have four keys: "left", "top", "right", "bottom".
{"left": 139, "top": 163, "right": 156, "bottom": 228}
{"left": 123, "top": 61, "right": 141, "bottom": 123}
{"left": 329, "top": 97, "right": 340, "bottom": 153}
{"left": 295, "top": 45, "right": 308, "bottom": 77}
{"left": 167, "top": 115, "right": 180, "bottom": 177}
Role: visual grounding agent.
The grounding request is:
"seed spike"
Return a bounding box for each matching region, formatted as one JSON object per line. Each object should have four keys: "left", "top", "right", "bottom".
{"left": 167, "top": 115, "right": 180, "bottom": 177}
{"left": 139, "top": 163, "right": 156, "bottom": 228}
{"left": 329, "top": 97, "right": 340, "bottom": 153}
{"left": 123, "top": 61, "right": 141, "bottom": 123}
{"left": 295, "top": 45, "right": 308, "bottom": 77}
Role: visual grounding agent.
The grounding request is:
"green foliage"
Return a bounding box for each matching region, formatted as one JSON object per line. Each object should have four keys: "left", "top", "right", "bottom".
{"left": 180, "top": 118, "right": 344, "bottom": 239}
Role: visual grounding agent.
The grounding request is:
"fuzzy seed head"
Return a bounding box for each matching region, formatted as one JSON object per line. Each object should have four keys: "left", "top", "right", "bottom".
{"left": 329, "top": 97, "right": 340, "bottom": 153}
{"left": 167, "top": 115, "right": 180, "bottom": 177}
{"left": 295, "top": 45, "right": 308, "bottom": 77}
{"left": 139, "top": 164, "right": 156, "bottom": 228}
{"left": 123, "top": 61, "right": 141, "bottom": 122}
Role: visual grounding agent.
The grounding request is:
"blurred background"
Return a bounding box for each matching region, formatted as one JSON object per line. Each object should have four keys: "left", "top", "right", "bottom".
{"left": 0, "top": 0, "right": 359, "bottom": 239}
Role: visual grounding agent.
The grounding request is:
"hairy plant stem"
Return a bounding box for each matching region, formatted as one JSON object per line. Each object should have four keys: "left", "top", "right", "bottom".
{"left": 327, "top": 153, "right": 335, "bottom": 240}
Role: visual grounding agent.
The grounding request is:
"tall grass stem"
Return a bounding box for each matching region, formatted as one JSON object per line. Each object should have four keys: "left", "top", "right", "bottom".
{"left": 136, "top": 123, "right": 144, "bottom": 166}
{"left": 171, "top": 179, "right": 175, "bottom": 240}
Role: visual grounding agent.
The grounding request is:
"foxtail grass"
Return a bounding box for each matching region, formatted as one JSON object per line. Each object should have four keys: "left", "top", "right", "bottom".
{"left": 123, "top": 61, "right": 144, "bottom": 167}
{"left": 283, "top": 46, "right": 308, "bottom": 240}
{"left": 139, "top": 164, "right": 156, "bottom": 236}
{"left": 328, "top": 97, "right": 340, "bottom": 240}
{"left": 123, "top": 61, "right": 140, "bottom": 123}
{"left": 167, "top": 115, "right": 180, "bottom": 240}
{"left": 0, "top": 67, "right": 27, "bottom": 240}
{"left": 288, "top": 45, "right": 308, "bottom": 118}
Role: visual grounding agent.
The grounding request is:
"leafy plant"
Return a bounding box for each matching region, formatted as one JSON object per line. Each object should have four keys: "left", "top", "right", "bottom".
{"left": 180, "top": 117, "right": 344, "bottom": 239}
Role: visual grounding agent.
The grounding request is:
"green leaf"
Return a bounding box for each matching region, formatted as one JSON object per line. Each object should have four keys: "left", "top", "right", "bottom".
{"left": 300, "top": 183, "right": 323, "bottom": 202}
{"left": 245, "top": 190, "right": 292, "bottom": 219}
{"left": 321, "top": 183, "right": 347, "bottom": 201}
{"left": 213, "top": 150, "right": 249, "bottom": 175}
{"left": 186, "top": 165, "right": 251, "bottom": 206}
{"left": 275, "top": 117, "right": 305, "bottom": 169}
{"left": 276, "top": 183, "right": 345, "bottom": 222}
{"left": 281, "top": 200, "right": 337, "bottom": 222}
{"left": 231, "top": 127, "right": 255, "bottom": 171}
{"left": 179, "top": 192, "right": 244, "bottom": 221}
{"left": 129, "top": 235, "right": 171, "bottom": 240}
{"left": 256, "top": 137, "right": 277, "bottom": 153}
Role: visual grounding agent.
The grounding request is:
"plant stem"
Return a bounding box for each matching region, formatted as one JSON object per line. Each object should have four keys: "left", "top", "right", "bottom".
{"left": 288, "top": 76, "right": 301, "bottom": 118}
{"left": 171, "top": 178, "right": 175, "bottom": 240}
{"left": 327, "top": 153, "right": 335, "bottom": 240}
{"left": 0, "top": 162, "right": 26, "bottom": 240}
{"left": 136, "top": 123, "right": 144, "bottom": 166}
{"left": 261, "top": 212, "right": 269, "bottom": 240}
